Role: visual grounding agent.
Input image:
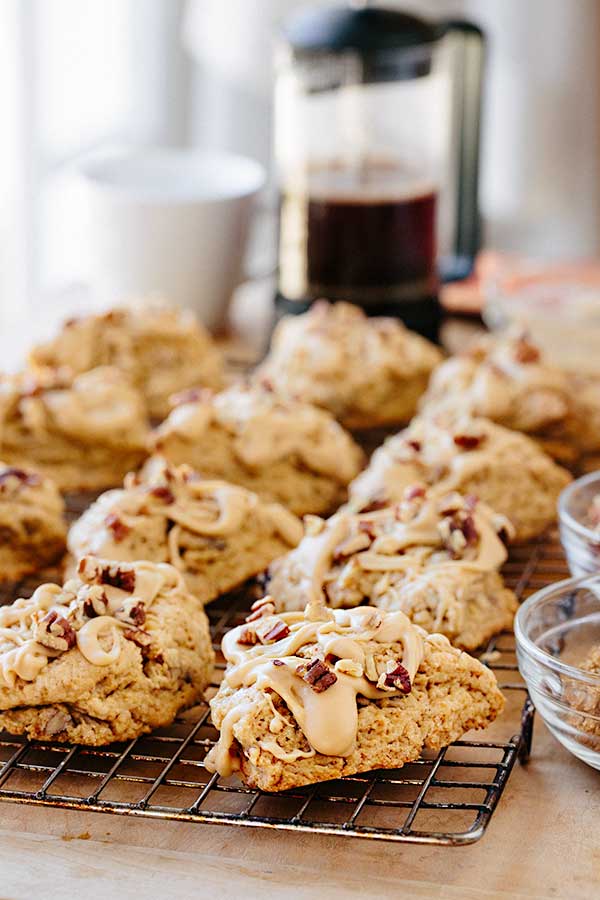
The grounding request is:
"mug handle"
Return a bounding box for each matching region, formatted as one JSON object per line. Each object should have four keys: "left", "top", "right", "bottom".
{"left": 440, "top": 19, "right": 486, "bottom": 280}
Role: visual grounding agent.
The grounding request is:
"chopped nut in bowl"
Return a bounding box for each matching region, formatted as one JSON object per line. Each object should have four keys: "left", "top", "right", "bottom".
{"left": 558, "top": 471, "right": 600, "bottom": 577}
{"left": 515, "top": 573, "right": 600, "bottom": 770}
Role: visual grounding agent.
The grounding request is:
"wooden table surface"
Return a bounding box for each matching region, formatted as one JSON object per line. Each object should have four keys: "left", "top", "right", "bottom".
{"left": 1, "top": 287, "right": 599, "bottom": 900}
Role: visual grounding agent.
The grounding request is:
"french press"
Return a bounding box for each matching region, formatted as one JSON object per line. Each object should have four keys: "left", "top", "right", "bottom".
{"left": 274, "top": 5, "right": 485, "bottom": 339}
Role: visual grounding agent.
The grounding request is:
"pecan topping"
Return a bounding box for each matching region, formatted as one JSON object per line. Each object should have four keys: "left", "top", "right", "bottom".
{"left": 296, "top": 658, "right": 337, "bottom": 693}
{"left": 406, "top": 439, "right": 422, "bottom": 452}
{"left": 105, "top": 513, "right": 131, "bottom": 542}
{"left": 272, "top": 659, "right": 285, "bottom": 667}
{"left": 382, "top": 662, "right": 411, "bottom": 693}
{"left": 513, "top": 338, "right": 540, "bottom": 364}
{"left": 0, "top": 467, "right": 41, "bottom": 487}
{"left": 403, "top": 484, "right": 426, "bottom": 501}
{"left": 114, "top": 598, "right": 146, "bottom": 627}
{"left": 82, "top": 587, "right": 109, "bottom": 619}
{"left": 123, "top": 628, "right": 152, "bottom": 649}
{"left": 149, "top": 485, "right": 175, "bottom": 504}
{"left": 360, "top": 497, "right": 389, "bottom": 513}
{"left": 453, "top": 433, "right": 484, "bottom": 450}
{"left": 257, "top": 620, "right": 291, "bottom": 644}
{"left": 97, "top": 564, "right": 136, "bottom": 593}
{"left": 34, "top": 611, "right": 76, "bottom": 653}
{"left": 245, "top": 596, "right": 276, "bottom": 623}
{"left": 237, "top": 625, "right": 259, "bottom": 645}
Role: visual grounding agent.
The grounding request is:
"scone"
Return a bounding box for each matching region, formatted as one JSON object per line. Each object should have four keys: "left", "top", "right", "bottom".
{"left": 347, "top": 415, "right": 572, "bottom": 542}
{"left": 68, "top": 457, "right": 303, "bottom": 603}
{"left": 0, "top": 463, "right": 66, "bottom": 582}
{"left": 0, "top": 366, "right": 149, "bottom": 492}
{"left": 150, "top": 382, "right": 365, "bottom": 516}
{"left": 418, "top": 331, "right": 578, "bottom": 463}
{"left": 28, "top": 303, "right": 224, "bottom": 420}
{"left": 0, "top": 556, "right": 214, "bottom": 745}
{"left": 255, "top": 300, "right": 443, "bottom": 429}
{"left": 205, "top": 601, "right": 504, "bottom": 791}
{"left": 268, "top": 488, "right": 517, "bottom": 651}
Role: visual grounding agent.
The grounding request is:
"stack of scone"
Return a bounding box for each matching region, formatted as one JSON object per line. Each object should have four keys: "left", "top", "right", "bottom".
{"left": 1, "top": 298, "right": 591, "bottom": 796}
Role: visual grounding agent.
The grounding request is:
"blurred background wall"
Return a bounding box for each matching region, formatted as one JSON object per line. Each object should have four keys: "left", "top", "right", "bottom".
{"left": 2, "top": 0, "right": 600, "bottom": 325}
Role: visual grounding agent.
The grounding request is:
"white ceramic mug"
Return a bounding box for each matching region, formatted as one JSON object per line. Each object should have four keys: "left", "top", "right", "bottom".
{"left": 76, "top": 147, "right": 266, "bottom": 331}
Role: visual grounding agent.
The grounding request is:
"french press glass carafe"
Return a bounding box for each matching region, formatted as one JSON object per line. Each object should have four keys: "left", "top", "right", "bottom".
{"left": 274, "top": 5, "right": 485, "bottom": 339}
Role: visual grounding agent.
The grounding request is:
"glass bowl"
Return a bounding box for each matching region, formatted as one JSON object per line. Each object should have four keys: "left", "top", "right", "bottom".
{"left": 515, "top": 574, "right": 600, "bottom": 769}
{"left": 558, "top": 471, "right": 600, "bottom": 577}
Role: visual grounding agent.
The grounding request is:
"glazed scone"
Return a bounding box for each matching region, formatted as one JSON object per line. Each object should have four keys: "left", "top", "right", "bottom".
{"left": 205, "top": 601, "right": 504, "bottom": 791}
{"left": 255, "top": 300, "right": 443, "bottom": 429}
{"left": 419, "top": 331, "right": 578, "bottom": 463}
{"left": 0, "top": 366, "right": 149, "bottom": 492}
{"left": 268, "top": 488, "right": 516, "bottom": 651}
{"left": 68, "top": 457, "right": 303, "bottom": 603}
{"left": 0, "top": 557, "right": 214, "bottom": 745}
{"left": 347, "top": 415, "right": 572, "bottom": 542}
{"left": 0, "top": 463, "right": 66, "bottom": 582}
{"left": 28, "top": 303, "right": 224, "bottom": 420}
{"left": 150, "top": 383, "right": 365, "bottom": 516}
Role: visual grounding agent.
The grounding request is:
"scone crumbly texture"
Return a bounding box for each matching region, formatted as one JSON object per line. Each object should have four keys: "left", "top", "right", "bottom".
{"left": 0, "top": 556, "right": 214, "bottom": 745}
{"left": 0, "top": 462, "right": 66, "bottom": 581}
{"left": 418, "top": 331, "right": 578, "bottom": 462}
{"left": 150, "top": 382, "right": 365, "bottom": 516}
{"left": 268, "top": 487, "right": 517, "bottom": 651}
{"left": 28, "top": 303, "right": 224, "bottom": 420}
{"left": 0, "top": 366, "right": 149, "bottom": 492}
{"left": 347, "top": 414, "right": 572, "bottom": 542}
{"left": 255, "top": 300, "right": 443, "bottom": 429}
{"left": 205, "top": 602, "right": 504, "bottom": 791}
{"left": 68, "top": 456, "right": 303, "bottom": 603}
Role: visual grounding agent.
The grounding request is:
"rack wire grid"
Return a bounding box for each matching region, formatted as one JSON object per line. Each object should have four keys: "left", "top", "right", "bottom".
{"left": 0, "top": 525, "right": 568, "bottom": 845}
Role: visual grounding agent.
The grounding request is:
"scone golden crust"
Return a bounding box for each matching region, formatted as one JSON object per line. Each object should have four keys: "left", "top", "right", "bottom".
{"left": 0, "top": 366, "right": 149, "bottom": 492}
{"left": 419, "top": 332, "right": 578, "bottom": 462}
{"left": 0, "top": 557, "right": 214, "bottom": 745}
{"left": 255, "top": 300, "right": 443, "bottom": 429}
{"left": 0, "top": 463, "right": 66, "bottom": 581}
{"left": 268, "top": 488, "right": 517, "bottom": 651}
{"left": 205, "top": 603, "right": 504, "bottom": 791}
{"left": 28, "top": 304, "right": 224, "bottom": 420}
{"left": 150, "top": 383, "right": 365, "bottom": 516}
{"left": 68, "top": 457, "right": 303, "bottom": 604}
{"left": 347, "top": 415, "right": 572, "bottom": 542}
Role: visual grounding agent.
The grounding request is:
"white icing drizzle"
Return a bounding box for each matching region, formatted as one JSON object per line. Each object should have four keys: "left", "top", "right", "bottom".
{"left": 152, "top": 383, "right": 363, "bottom": 483}
{"left": 205, "top": 605, "right": 427, "bottom": 776}
{"left": 0, "top": 557, "right": 181, "bottom": 688}
{"left": 68, "top": 458, "right": 303, "bottom": 563}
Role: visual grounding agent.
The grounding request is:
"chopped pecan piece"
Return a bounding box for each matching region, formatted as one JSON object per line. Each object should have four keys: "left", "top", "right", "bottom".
{"left": 272, "top": 659, "right": 285, "bottom": 667}
{"left": 123, "top": 628, "right": 153, "bottom": 649}
{"left": 237, "top": 625, "right": 259, "bottom": 645}
{"left": 513, "top": 338, "right": 540, "bottom": 364}
{"left": 403, "top": 484, "right": 426, "bottom": 501}
{"left": 149, "top": 485, "right": 175, "bottom": 504}
{"left": 97, "top": 564, "right": 136, "bottom": 593}
{"left": 460, "top": 514, "right": 479, "bottom": 545}
{"left": 0, "top": 467, "right": 41, "bottom": 487}
{"left": 406, "top": 439, "right": 422, "bottom": 452}
{"left": 114, "top": 599, "right": 146, "bottom": 627}
{"left": 104, "top": 513, "right": 131, "bottom": 542}
{"left": 245, "top": 596, "right": 276, "bottom": 623}
{"left": 453, "top": 433, "right": 484, "bottom": 450}
{"left": 360, "top": 497, "right": 389, "bottom": 513}
{"left": 296, "top": 658, "right": 337, "bottom": 693}
{"left": 383, "top": 662, "right": 411, "bottom": 693}
{"left": 82, "top": 587, "right": 109, "bottom": 619}
{"left": 257, "top": 619, "right": 291, "bottom": 644}
{"left": 34, "top": 611, "right": 76, "bottom": 653}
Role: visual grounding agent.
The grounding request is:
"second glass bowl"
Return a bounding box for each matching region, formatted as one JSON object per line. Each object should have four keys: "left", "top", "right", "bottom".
{"left": 558, "top": 471, "right": 600, "bottom": 577}
{"left": 515, "top": 573, "right": 600, "bottom": 769}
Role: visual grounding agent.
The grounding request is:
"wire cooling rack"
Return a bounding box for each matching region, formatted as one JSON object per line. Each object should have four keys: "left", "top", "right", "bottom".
{"left": 0, "top": 530, "right": 569, "bottom": 844}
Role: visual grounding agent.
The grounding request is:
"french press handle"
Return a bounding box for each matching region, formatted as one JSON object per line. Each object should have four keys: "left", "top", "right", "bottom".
{"left": 441, "top": 19, "right": 486, "bottom": 281}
